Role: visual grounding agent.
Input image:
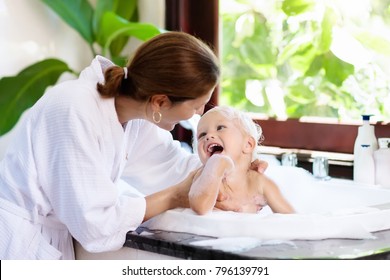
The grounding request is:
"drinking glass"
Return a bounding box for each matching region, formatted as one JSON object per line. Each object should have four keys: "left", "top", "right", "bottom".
{"left": 312, "top": 156, "right": 331, "bottom": 180}
{"left": 281, "top": 153, "right": 298, "bottom": 167}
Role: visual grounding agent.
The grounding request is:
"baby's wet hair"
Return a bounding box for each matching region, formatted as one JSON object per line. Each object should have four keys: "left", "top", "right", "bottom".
{"left": 202, "top": 106, "right": 264, "bottom": 160}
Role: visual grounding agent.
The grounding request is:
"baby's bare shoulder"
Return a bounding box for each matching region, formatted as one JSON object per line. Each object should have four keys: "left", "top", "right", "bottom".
{"left": 248, "top": 170, "right": 278, "bottom": 191}
{"left": 248, "top": 169, "right": 268, "bottom": 181}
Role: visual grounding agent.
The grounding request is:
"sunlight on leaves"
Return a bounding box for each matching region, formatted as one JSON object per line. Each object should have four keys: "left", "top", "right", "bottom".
{"left": 220, "top": 0, "right": 390, "bottom": 121}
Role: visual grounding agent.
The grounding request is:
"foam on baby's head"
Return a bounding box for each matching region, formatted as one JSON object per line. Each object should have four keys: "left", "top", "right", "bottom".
{"left": 202, "top": 106, "right": 263, "bottom": 160}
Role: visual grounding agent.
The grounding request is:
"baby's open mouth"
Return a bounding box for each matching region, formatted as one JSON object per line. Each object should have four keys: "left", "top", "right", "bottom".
{"left": 207, "top": 143, "right": 224, "bottom": 156}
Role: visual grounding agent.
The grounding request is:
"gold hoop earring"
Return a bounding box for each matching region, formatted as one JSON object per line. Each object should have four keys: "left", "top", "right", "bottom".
{"left": 152, "top": 111, "right": 162, "bottom": 123}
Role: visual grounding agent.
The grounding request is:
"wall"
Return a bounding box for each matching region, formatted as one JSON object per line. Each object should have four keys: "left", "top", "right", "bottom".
{"left": 0, "top": 0, "right": 164, "bottom": 159}
{"left": 0, "top": 0, "right": 91, "bottom": 77}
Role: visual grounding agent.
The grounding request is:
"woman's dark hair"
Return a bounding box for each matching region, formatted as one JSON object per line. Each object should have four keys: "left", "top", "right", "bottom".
{"left": 97, "top": 31, "right": 220, "bottom": 103}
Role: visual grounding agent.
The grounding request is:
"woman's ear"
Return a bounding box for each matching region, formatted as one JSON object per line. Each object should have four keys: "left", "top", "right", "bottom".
{"left": 150, "top": 94, "right": 172, "bottom": 111}
{"left": 243, "top": 136, "right": 256, "bottom": 154}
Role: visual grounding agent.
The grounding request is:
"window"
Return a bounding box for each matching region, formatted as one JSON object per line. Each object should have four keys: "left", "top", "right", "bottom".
{"left": 165, "top": 0, "right": 390, "bottom": 178}
{"left": 220, "top": 0, "right": 390, "bottom": 122}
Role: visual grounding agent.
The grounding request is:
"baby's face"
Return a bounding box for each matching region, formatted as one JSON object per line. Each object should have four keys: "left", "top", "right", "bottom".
{"left": 196, "top": 111, "right": 248, "bottom": 164}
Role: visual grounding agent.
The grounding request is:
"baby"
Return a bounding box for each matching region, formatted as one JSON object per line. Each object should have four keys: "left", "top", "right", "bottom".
{"left": 189, "top": 106, "right": 294, "bottom": 215}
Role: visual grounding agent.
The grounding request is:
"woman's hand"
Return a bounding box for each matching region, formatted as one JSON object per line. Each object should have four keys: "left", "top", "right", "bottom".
{"left": 173, "top": 169, "right": 199, "bottom": 208}
{"left": 250, "top": 159, "right": 268, "bottom": 174}
{"left": 143, "top": 170, "right": 197, "bottom": 222}
{"left": 215, "top": 191, "right": 265, "bottom": 213}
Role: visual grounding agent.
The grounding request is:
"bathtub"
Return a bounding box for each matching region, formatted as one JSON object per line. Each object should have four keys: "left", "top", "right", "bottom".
{"left": 76, "top": 166, "right": 390, "bottom": 259}
{"left": 145, "top": 166, "right": 390, "bottom": 241}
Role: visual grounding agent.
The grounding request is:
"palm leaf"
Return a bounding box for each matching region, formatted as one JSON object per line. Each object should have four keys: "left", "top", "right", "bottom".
{"left": 0, "top": 59, "right": 72, "bottom": 135}
{"left": 42, "top": 0, "right": 94, "bottom": 44}
{"left": 98, "top": 11, "right": 162, "bottom": 56}
{"left": 94, "top": 0, "right": 139, "bottom": 56}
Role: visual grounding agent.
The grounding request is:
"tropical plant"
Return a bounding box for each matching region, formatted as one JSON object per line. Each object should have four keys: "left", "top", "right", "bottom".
{"left": 0, "top": 0, "right": 162, "bottom": 136}
{"left": 220, "top": 0, "right": 390, "bottom": 121}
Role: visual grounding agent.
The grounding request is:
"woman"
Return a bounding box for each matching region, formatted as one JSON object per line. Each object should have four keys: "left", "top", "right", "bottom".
{"left": 0, "top": 32, "right": 264, "bottom": 260}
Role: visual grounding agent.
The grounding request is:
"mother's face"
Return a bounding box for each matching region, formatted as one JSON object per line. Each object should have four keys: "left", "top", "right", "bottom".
{"left": 157, "top": 90, "right": 213, "bottom": 131}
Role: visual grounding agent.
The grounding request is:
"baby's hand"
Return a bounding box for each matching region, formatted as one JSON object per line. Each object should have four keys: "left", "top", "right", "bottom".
{"left": 207, "top": 154, "right": 234, "bottom": 178}
{"left": 189, "top": 156, "right": 234, "bottom": 215}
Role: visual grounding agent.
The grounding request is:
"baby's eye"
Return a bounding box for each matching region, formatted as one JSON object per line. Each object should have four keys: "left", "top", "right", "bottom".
{"left": 217, "top": 125, "right": 226, "bottom": 130}
{"left": 197, "top": 132, "right": 206, "bottom": 140}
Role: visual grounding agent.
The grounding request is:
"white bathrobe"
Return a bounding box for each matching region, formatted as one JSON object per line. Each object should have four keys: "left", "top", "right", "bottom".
{"left": 0, "top": 56, "right": 200, "bottom": 259}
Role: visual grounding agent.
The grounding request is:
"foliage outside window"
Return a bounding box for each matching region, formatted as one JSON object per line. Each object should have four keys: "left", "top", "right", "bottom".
{"left": 220, "top": 0, "right": 390, "bottom": 122}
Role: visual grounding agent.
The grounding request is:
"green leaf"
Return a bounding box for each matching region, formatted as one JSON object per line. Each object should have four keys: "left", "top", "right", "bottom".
{"left": 110, "top": 0, "right": 138, "bottom": 55}
{"left": 286, "top": 82, "right": 315, "bottom": 105}
{"left": 93, "top": 0, "right": 115, "bottom": 35}
{"left": 41, "top": 0, "right": 94, "bottom": 44}
{"left": 277, "top": 35, "right": 312, "bottom": 65}
{"left": 282, "top": 0, "right": 316, "bottom": 16}
{"left": 98, "top": 12, "right": 162, "bottom": 55}
{"left": 94, "top": 0, "right": 138, "bottom": 56}
{"left": 114, "top": 0, "right": 138, "bottom": 21}
{"left": 323, "top": 52, "right": 354, "bottom": 86}
{"left": 317, "top": 7, "right": 336, "bottom": 53}
{"left": 0, "top": 59, "right": 72, "bottom": 135}
{"left": 305, "top": 55, "right": 324, "bottom": 76}
{"left": 288, "top": 43, "right": 317, "bottom": 74}
{"left": 94, "top": 0, "right": 137, "bottom": 33}
{"left": 355, "top": 31, "right": 390, "bottom": 56}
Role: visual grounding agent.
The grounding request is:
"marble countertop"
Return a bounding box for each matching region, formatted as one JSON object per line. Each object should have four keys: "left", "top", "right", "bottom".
{"left": 125, "top": 227, "right": 390, "bottom": 260}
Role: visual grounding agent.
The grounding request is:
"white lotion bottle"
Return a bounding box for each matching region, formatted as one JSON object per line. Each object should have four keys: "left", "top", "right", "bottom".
{"left": 354, "top": 145, "right": 376, "bottom": 184}
{"left": 374, "top": 138, "right": 390, "bottom": 188}
{"left": 353, "top": 115, "right": 378, "bottom": 183}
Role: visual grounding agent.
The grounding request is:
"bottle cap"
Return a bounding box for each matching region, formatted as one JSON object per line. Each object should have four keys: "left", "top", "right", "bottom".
{"left": 362, "top": 115, "right": 372, "bottom": 121}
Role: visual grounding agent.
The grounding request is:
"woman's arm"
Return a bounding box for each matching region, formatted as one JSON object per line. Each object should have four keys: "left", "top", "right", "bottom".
{"left": 121, "top": 120, "right": 201, "bottom": 195}
{"left": 143, "top": 170, "right": 197, "bottom": 221}
{"left": 262, "top": 176, "right": 295, "bottom": 214}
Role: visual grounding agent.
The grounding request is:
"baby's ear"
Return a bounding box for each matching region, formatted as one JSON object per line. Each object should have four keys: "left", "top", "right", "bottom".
{"left": 243, "top": 136, "right": 256, "bottom": 154}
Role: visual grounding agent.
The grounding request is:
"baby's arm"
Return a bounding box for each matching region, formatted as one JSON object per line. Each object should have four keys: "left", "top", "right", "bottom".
{"left": 189, "top": 155, "right": 234, "bottom": 215}
{"left": 262, "top": 176, "right": 295, "bottom": 214}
